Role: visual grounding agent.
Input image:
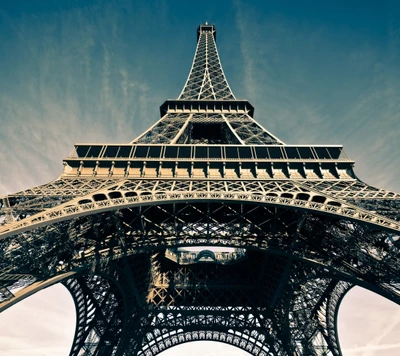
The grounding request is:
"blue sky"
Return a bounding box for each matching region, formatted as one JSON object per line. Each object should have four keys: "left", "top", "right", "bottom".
{"left": 0, "top": 0, "right": 400, "bottom": 355}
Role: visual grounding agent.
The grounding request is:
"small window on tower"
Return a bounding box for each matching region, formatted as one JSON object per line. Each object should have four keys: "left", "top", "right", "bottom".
{"left": 76, "top": 145, "right": 90, "bottom": 158}
{"left": 268, "top": 147, "right": 283, "bottom": 159}
{"left": 327, "top": 147, "right": 341, "bottom": 159}
{"left": 298, "top": 147, "right": 314, "bottom": 159}
{"left": 209, "top": 146, "right": 222, "bottom": 159}
{"left": 104, "top": 146, "right": 119, "bottom": 158}
{"left": 87, "top": 146, "right": 102, "bottom": 158}
{"left": 285, "top": 147, "right": 300, "bottom": 159}
{"left": 314, "top": 147, "right": 330, "bottom": 159}
{"left": 255, "top": 147, "right": 269, "bottom": 159}
{"left": 165, "top": 146, "right": 178, "bottom": 159}
{"left": 178, "top": 146, "right": 192, "bottom": 158}
{"left": 238, "top": 147, "right": 252, "bottom": 159}
{"left": 148, "top": 146, "right": 162, "bottom": 158}
{"left": 117, "top": 146, "right": 132, "bottom": 158}
{"left": 226, "top": 147, "right": 239, "bottom": 159}
{"left": 134, "top": 146, "right": 149, "bottom": 158}
{"left": 195, "top": 146, "right": 208, "bottom": 159}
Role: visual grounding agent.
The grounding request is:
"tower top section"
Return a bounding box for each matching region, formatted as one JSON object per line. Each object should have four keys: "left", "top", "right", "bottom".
{"left": 65, "top": 23, "right": 354, "bottom": 179}
{"left": 130, "top": 24, "right": 285, "bottom": 145}
{"left": 197, "top": 23, "right": 216, "bottom": 42}
{"left": 179, "top": 23, "right": 235, "bottom": 100}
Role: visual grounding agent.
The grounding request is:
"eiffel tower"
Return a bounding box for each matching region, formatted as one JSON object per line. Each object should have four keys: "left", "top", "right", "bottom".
{"left": 1, "top": 23, "right": 400, "bottom": 356}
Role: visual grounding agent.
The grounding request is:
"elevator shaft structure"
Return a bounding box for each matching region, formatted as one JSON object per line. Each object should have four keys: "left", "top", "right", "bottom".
{"left": 1, "top": 24, "right": 400, "bottom": 356}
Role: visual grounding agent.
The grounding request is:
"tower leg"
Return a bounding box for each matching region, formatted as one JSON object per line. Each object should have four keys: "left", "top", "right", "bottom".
{"left": 64, "top": 254, "right": 152, "bottom": 356}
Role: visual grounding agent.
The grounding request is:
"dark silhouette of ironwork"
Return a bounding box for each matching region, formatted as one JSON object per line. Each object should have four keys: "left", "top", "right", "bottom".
{"left": 1, "top": 24, "right": 399, "bottom": 356}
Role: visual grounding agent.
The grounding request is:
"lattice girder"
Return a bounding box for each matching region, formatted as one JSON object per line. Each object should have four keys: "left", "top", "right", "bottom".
{"left": 64, "top": 255, "right": 153, "bottom": 356}
{"left": 1, "top": 201, "right": 400, "bottom": 304}
{"left": 2, "top": 179, "right": 400, "bottom": 240}
{"left": 130, "top": 23, "right": 283, "bottom": 145}
{"left": 132, "top": 111, "right": 283, "bottom": 145}
{"left": 2, "top": 22, "right": 400, "bottom": 356}
{"left": 0, "top": 178, "right": 121, "bottom": 225}
{"left": 137, "top": 308, "right": 285, "bottom": 356}
{"left": 274, "top": 267, "right": 354, "bottom": 356}
{"left": 1, "top": 201, "right": 400, "bottom": 355}
{"left": 179, "top": 24, "right": 235, "bottom": 101}
{"left": 62, "top": 258, "right": 352, "bottom": 356}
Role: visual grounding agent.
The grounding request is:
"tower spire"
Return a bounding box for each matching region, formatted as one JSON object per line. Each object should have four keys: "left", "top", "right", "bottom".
{"left": 179, "top": 24, "right": 235, "bottom": 100}
{"left": 132, "top": 24, "right": 283, "bottom": 145}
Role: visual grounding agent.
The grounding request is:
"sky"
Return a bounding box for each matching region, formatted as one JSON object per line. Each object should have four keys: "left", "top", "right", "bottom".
{"left": 0, "top": 0, "right": 400, "bottom": 355}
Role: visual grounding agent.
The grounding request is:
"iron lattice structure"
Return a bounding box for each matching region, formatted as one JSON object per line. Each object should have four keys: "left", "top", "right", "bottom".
{"left": 1, "top": 24, "right": 400, "bottom": 356}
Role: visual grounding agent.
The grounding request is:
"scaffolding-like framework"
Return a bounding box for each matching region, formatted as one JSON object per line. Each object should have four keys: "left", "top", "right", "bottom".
{"left": 1, "top": 24, "right": 400, "bottom": 356}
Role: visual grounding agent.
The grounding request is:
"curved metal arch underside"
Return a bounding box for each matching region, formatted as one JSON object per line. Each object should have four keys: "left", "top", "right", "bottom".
{"left": 1, "top": 200, "right": 400, "bottom": 355}
{"left": 2, "top": 200, "right": 400, "bottom": 283}
{"left": 61, "top": 254, "right": 362, "bottom": 356}
{"left": 138, "top": 327, "right": 281, "bottom": 356}
{"left": 64, "top": 274, "right": 127, "bottom": 356}
{"left": 3, "top": 179, "right": 400, "bottom": 240}
{"left": 279, "top": 275, "right": 353, "bottom": 356}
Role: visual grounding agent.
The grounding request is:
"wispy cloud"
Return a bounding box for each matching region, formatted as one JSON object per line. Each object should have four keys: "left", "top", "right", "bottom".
{"left": 232, "top": 1, "right": 400, "bottom": 193}
{"left": 233, "top": 0, "right": 255, "bottom": 101}
{"left": 0, "top": 1, "right": 159, "bottom": 195}
{"left": 338, "top": 286, "right": 400, "bottom": 356}
{"left": 343, "top": 343, "right": 400, "bottom": 354}
{"left": 0, "top": 284, "right": 75, "bottom": 355}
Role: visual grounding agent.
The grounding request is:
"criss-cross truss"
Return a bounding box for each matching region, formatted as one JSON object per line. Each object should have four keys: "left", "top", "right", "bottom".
{"left": 179, "top": 24, "right": 235, "bottom": 101}
{"left": 132, "top": 24, "right": 283, "bottom": 146}
{"left": 1, "top": 23, "right": 400, "bottom": 356}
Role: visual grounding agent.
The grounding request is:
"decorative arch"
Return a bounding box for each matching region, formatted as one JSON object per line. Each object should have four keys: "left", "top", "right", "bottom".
{"left": 2, "top": 180, "right": 400, "bottom": 240}
{"left": 139, "top": 329, "right": 276, "bottom": 356}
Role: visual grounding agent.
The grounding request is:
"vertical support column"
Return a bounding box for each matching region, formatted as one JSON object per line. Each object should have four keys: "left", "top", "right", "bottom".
{"left": 64, "top": 254, "right": 152, "bottom": 356}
